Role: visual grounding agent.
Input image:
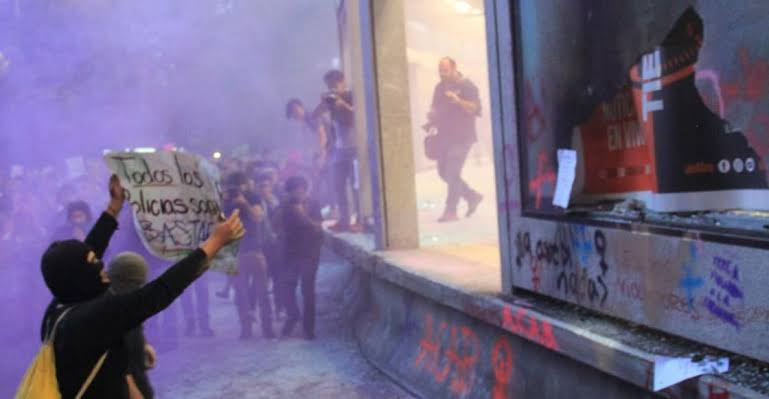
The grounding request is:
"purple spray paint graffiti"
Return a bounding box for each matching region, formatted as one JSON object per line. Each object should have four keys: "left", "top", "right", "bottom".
{"left": 704, "top": 256, "right": 744, "bottom": 329}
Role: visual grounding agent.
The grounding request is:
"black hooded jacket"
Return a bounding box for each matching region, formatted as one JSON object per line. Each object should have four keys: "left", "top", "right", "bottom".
{"left": 39, "top": 212, "right": 209, "bottom": 398}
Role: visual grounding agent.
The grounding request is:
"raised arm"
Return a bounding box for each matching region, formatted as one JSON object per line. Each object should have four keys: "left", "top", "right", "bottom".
{"left": 67, "top": 210, "right": 245, "bottom": 352}
{"left": 84, "top": 175, "right": 125, "bottom": 258}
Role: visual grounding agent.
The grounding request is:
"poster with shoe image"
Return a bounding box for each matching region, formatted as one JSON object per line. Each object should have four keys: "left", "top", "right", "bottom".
{"left": 104, "top": 151, "right": 241, "bottom": 274}
{"left": 572, "top": 8, "right": 769, "bottom": 212}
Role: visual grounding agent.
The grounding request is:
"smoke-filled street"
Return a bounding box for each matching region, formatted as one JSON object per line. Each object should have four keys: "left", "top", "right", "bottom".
{"left": 3, "top": 250, "right": 413, "bottom": 399}
{"left": 146, "top": 251, "right": 413, "bottom": 399}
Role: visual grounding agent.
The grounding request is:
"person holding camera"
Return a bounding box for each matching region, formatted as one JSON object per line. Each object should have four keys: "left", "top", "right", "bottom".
{"left": 223, "top": 171, "right": 276, "bottom": 339}
{"left": 272, "top": 175, "right": 323, "bottom": 340}
{"left": 286, "top": 98, "right": 337, "bottom": 215}
{"left": 314, "top": 70, "right": 359, "bottom": 232}
{"left": 425, "top": 57, "right": 483, "bottom": 223}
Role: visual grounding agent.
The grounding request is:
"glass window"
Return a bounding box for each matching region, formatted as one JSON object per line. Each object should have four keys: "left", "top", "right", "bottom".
{"left": 515, "top": 2, "right": 769, "bottom": 236}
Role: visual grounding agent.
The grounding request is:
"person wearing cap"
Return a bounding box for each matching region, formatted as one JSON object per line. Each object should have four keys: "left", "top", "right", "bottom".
{"left": 108, "top": 252, "right": 155, "bottom": 399}
{"left": 38, "top": 175, "right": 245, "bottom": 399}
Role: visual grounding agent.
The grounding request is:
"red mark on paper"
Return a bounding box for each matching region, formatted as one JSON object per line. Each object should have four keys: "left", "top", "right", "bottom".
{"left": 502, "top": 307, "right": 559, "bottom": 350}
{"left": 491, "top": 337, "right": 514, "bottom": 399}
{"left": 528, "top": 151, "right": 556, "bottom": 209}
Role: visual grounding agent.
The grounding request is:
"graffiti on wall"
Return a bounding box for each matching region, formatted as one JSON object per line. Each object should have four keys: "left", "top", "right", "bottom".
{"left": 413, "top": 305, "right": 560, "bottom": 398}
{"left": 515, "top": 224, "right": 610, "bottom": 306}
{"left": 704, "top": 256, "right": 744, "bottom": 330}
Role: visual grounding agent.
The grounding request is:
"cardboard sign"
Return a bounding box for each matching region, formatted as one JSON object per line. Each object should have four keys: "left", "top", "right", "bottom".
{"left": 104, "top": 151, "right": 239, "bottom": 274}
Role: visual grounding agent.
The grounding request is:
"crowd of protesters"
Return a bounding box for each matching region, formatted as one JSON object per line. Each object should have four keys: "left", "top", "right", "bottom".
{"left": 0, "top": 68, "right": 371, "bottom": 398}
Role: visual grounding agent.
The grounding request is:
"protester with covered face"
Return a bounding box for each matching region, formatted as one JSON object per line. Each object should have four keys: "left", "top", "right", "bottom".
{"left": 38, "top": 175, "right": 245, "bottom": 398}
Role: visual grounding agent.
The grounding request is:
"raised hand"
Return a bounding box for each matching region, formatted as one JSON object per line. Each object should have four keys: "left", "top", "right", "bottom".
{"left": 201, "top": 209, "right": 246, "bottom": 258}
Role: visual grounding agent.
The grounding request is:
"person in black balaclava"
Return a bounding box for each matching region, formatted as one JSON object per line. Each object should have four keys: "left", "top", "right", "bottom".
{"left": 50, "top": 200, "right": 93, "bottom": 242}
{"left": 38, "top": 175, "right": 245, "bottom": 399}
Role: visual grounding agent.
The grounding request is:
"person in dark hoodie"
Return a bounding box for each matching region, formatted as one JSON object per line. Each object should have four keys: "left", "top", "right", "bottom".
{"left": 274, "top": 175, "right": 323, "bottom": 340}
{"left": 38, "top": 175, "right": 245, "bottom": 399}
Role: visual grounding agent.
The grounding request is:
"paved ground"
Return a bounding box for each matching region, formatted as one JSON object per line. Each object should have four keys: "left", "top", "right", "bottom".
{"left": 147, "top": 251, "right": 414, "bottom": 399}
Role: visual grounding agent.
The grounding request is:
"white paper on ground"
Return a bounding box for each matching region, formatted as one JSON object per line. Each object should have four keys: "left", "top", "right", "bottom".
{"left": 653, "top": 356, "right": 729, "bottom": 391}
{"left": 552, "top": 149, "right": 577, "bottom": 208}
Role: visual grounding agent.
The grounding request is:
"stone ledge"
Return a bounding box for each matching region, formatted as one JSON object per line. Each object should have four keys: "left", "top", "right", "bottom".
{"left": 324, "top": 232, "right": 768, "bottom": 398}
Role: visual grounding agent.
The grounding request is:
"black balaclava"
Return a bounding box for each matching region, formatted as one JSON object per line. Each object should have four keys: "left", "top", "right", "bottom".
{"left": 41, "top": 239, "right": 109, "bottom": 304}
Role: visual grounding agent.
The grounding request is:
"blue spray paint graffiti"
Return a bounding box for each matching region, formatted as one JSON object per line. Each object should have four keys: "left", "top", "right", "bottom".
{"left": 705, "top": 256, "right": 743, "bottom": 330}
{"left": 570, "top": 225, "right": 593, "bottom": 265}
{"left": 678, "top": 242, "right": 704, "bottom": 311}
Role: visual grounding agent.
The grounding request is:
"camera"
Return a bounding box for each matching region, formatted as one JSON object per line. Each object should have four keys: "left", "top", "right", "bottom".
{"left": 323, "top": 92, "right": 338, "bottom": 106}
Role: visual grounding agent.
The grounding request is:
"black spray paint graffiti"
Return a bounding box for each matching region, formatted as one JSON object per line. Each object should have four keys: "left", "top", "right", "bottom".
{"left": 138, "top": 218, "right": 215, "bottom": 253}
{"left": 515, "top": 225, "right": 610, "bottom": 306}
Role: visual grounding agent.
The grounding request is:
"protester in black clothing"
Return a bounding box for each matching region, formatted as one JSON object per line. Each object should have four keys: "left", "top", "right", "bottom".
{"left": 314, "top": 70, "right": 359, "bottom": 232}
{"left": 274, "top": 176, "right": 323, "bottom": 340}
{"left": 107, "top": 252, "right": 156, "bottom": 399}
{"left": 51, "top": 200, "right": 93, "bottom": 241}
{"left": 38, "top": 175, "right": 245, "bottom": 399}
{"left": 426, "top": 57, "right": 484, "bottom": 222}
{"left": 223, "top": 172, "right": 276, "bottom": 339}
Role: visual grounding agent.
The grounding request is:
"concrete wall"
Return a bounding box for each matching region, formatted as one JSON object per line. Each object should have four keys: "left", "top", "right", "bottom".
{"left": 354, "top": 274, "right": 661, "bottom": 399}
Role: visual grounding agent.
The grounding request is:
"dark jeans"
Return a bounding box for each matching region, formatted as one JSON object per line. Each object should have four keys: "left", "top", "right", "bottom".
{"left": 181, "top": 275, "right": 211, "bottom": 332}
{"left": 235, "top": 251, "right": 273, "bottom": 335}
{"left": 264, "top": 245, "right": 284, "bottom": 312}
{"left": 333, "top": 147, "right": 358, "bottom": 226}
{"left": 280, "top": 257, "right": 320, "bottom": 336}
{"left": 437, "top": 143, "right": 478, "bottom": 213}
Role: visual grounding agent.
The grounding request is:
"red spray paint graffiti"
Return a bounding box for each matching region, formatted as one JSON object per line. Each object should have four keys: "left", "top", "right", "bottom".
{"left": 523, "top": 79, "right": 548, "bottom": 143}
{"left": 528, "top": 151, "right": 556, "bottom": 209}
{"left": 719, "top": 47, "right": 769, "bottom": 159}
{"left": 413, "top": 308, "right": 559, "bottom": 397}
{"left": 491, "top": 338, "right": 514, "bottom": 399}
{"left": 414, "top": 314, "right": 480, "bottom": 395}
{"left": 721, "top": 48, "right": 769, "bottom": 105}
{"left": 445, "top": 326, "right": 481, "bottom": 396}
{"left": 414, "top": 314, "right": 451, "bottom": 383}
{"left": 502, "top": 307, "right": 560, "bottom": 351}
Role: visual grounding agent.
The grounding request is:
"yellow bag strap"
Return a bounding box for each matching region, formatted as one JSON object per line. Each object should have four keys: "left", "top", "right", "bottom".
{"left": 47, "top": 306, "right": 110, "bottom": 399}
{"left": 75, "top": 352, "right": 108, "bottom": 399}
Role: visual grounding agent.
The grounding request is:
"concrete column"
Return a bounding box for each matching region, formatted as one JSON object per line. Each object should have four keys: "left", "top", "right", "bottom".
{"left": 340, "top": 0, "right": 419, "bottom": 250}
{"left": 368, "top": 0, "right": 419, "bottom": 249}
